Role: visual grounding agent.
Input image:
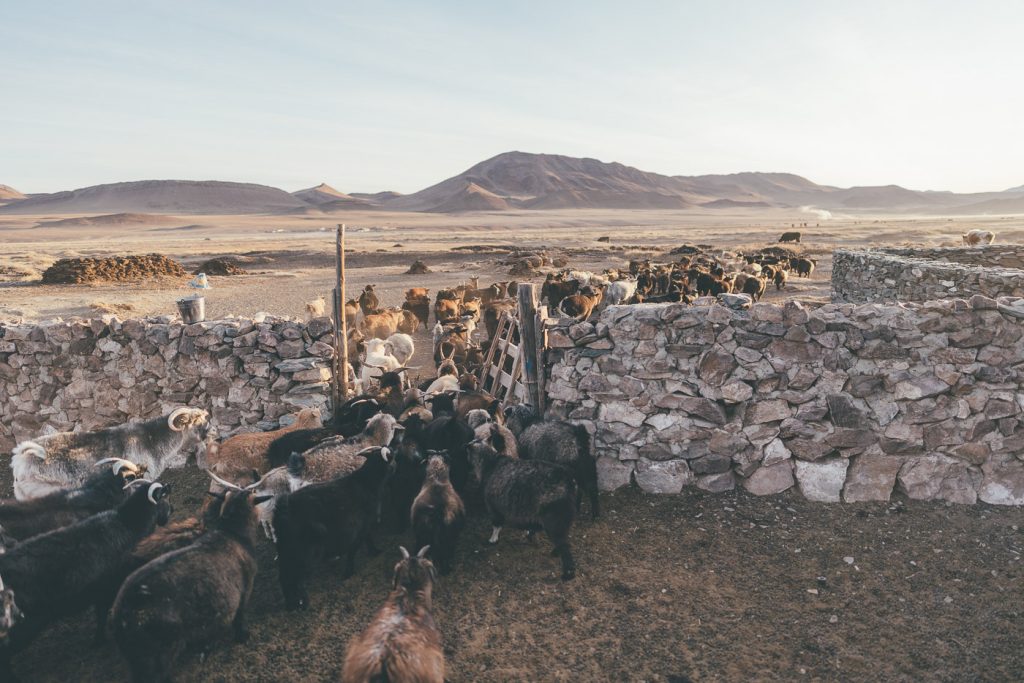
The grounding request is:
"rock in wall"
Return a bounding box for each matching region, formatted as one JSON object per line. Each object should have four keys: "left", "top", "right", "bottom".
{"left": 545, "top": 299, "right": 1024, "bottom": 505}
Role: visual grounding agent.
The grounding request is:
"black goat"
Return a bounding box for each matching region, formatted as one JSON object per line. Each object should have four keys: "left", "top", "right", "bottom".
{"left": 112, "top": 477, "right": 269, "bottom": 682}
{"left": 0, "top": 481, "right": 172, "bottom": 680}
{"left": 503, "top": 405, "right": 599, "bottom": 519}
{"left": 0, "top": 458, "right": 143, "bottom": 542}
{"left": 422, "top": 410, "right": 474, "bottom": 496}
{"left": 468, "top": 440, "right": 577, "bottom": 580}
{"left": 273, "top": 447, "right": 396, "bottom": 609}
{"left": 411, "top": 452, "right": 464, "bottom": 575}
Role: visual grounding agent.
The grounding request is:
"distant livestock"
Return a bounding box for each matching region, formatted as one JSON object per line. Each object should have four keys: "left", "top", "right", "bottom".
{"left": 962, "top": 229, "right": 995, "bottom": 246}
{"left": 779, "top": 231, "right": 801, "bottom": 243}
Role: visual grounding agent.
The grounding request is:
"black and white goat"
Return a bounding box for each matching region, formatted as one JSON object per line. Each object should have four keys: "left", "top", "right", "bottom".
{"left": 10, "top": 407, "right": 208, "bottom": 500}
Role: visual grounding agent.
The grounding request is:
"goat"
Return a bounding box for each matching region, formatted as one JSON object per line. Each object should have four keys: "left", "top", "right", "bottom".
{"left": 779, "top": 231, "right": 801, "bottom": 243}
{"left": 385, "top": 333, "right": 415, "bottom": 366}
{"left": 558, "top": 285, "right": 604, "bottom": 321}
{"left": 467, "top": 410, "right": 518, "bottom": 459}
{"left": 0, "top": 574, "right": 22, "bottom": 647}
{"left": 273, "top": 447, "right": 396, "bottom": 609}
{"left": 360, "top": 339, "right": 402, "bottom": 387}
{"left": 774, "top": 268, "right": 788, "bottom": 290}
{"left": 467, "top": 440, "right": 577, "bottom": 580}
{"left": 358, "top": 284, "right": 379, "bottom": 315}
{"left": 482, "top": 300, "right": 516, "bottom": 341}
{"left": 360, "top": 308, "right": 404, "bottom": 340}
{"left": 790, "top": 257, "right": 815, "bottom": 278}
{"left": 741, "top": 274, "right": 768, "bottom": 302}
{"left": 202, "top": 407, "right": 321, "bottom": 473}
{"left": 340, "top": 546, "right": 444, "bottom": 683}
{"left": 434, "top": 298, "right": 460, "bottom": 325}
{"left": 11, "top": 407, "right": 208, "bottom": 500}
{"left": 604, "top": 278, "right": 638, "bottom": 306}
{"left": 305, "top": 296, "right": 326, "bottom": 320}
{"left": 0, "top": 481, "right": 172, "bottom": 679}
{"left": 402, "top": 290, "right": 431, "bottom": 331}
{"left": 422, "top": 409, "right": 474, "bottom": 496}
{"left": 504, "top": 405, "right": 599, "bottom": 519}
{"left": 411, "top": 453, "right": 464, "bottom": 575}
{"left": 286, "top": 414, "right": 403, "bottom": 490}
{"left": 396, "top": 309, "right": 420, "bottom": 335}
{"left": 344, "top": 299, "right": 360, "bottom": 329}
{"left": 0, "top": 458, "right": 144, "bottom": 542}
{"left": 112, "top": 480, "right": 268, "bottom": 682}
{"left": 963, "top": 229, "right": 995, "bottom": 246}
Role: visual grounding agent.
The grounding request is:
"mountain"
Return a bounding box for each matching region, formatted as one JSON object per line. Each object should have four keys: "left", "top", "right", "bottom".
{"left": 0, "top": 180, "right": 309, "bottom": 215}
{"left": 386, "top": 152, "right": 701, "bottom": 211}
{"left": 292, "top": 183, "right": 374, "bottom": 209}
{"left": 424, "top": 181, "right": 511, "bottom": 212}
{"left": 0, "top": 184, "right": 25, "bottom": 203}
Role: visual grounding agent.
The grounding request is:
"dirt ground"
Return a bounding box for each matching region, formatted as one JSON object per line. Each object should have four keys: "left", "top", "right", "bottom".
{"left": 2, "top": 464, "right": 1022, "bottom": 682}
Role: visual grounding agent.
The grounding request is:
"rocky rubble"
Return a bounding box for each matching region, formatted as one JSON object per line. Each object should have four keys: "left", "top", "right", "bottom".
{"left": 545, "top": 297, "right": 1024, "bottom": 505}
{"left": 0, "top": 315, "right": 336, "bottom": 450}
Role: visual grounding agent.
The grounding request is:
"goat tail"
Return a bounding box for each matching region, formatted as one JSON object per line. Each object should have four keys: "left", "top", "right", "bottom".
{"left": 12, "top": 440, "right": 46, "bottom": 461}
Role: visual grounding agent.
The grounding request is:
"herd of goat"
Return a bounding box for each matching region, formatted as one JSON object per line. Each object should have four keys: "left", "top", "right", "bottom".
{"left": 0, "top": 244, "right": 813, "bottom": 681}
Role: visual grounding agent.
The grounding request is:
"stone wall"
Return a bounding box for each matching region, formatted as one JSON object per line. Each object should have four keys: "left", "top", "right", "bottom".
{"left": 833, "top": 246, "right": 1024, "bottom": 303}
{"left": 0, "top": 315, "right": 336, "bottom": 450}
{"left": 545, "top": 298, "right": 1024, "bottom": 505}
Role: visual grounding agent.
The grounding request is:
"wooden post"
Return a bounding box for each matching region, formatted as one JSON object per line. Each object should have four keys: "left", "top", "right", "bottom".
{"left": 517, "top": 283, "right": 540, "bottom": 409}
{"left": 331, "top": 224, "right": 349, "bottom": 429}
{"left": 534, "top": 304, "right": 549, "bottom": 415}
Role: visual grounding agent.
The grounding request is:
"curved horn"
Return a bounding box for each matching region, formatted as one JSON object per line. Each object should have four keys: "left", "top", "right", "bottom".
{"left": 399, "top": 546, "right": 410, "bottom": 559}
{"left": 123, "top": 478, "right": 153, "bottom": 490}
{"left": 417, "top": 545, "right": 431, "bottom": 559}
{"left": 95, "top": 457, "right": 137, "bottom": 476}
{"left": 146, "top": 482, "right": 164, "bottom": 504}
{"left": 206, "top": 469, "right": 245, "bottom": 493}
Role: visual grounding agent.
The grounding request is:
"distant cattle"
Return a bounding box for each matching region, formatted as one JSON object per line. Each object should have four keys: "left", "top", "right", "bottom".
{"left": 779, "top": 231, "right": 801, "bottom": 243}
{"left": 962, "top": 229, "right": 995, "bottom": 246}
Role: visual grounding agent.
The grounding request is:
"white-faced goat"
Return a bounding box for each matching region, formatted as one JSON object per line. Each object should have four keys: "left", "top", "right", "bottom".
{"left": 467, "top": 440, "right": 577, "bottom": 580}
{"left": 504, "top": 405, "right": 600, "bottom": 519}
{"left": 0, "top": 458, "right": 144, "bottom": 543}
{"left": 411, "top": 453, "right": 465, "bottom": 575}
{"left": 112, "top": 477, "right": 269, "bottom": 682}
{"left": 273, "top": 447, "right": 396, "bottom": 609}
{"left": 11, "top": 407, "right": 208, "bottom": 500}
{"left": 385, "top": 333, "right": 415, "bottom": 366}
{"left": 340, "top": 546, "right": 444, "bottom": 683}
{"left": 0, "top": 481, "right": 172, "bottom": 680}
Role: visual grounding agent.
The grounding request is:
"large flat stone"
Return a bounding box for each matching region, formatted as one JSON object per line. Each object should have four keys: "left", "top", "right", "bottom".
{"left": 794, "top": 458, "right": 849, "bottom": 503}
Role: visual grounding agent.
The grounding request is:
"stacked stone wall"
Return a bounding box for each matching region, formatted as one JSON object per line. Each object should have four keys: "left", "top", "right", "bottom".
{"left": 0, "top": 315, "right": 335, "bottom": 450}
{"left": 833, "top": 246, "right": 1024, "bottom": 303}
{"left": 545, "top": 298, "right": 1024, "bottom": 505}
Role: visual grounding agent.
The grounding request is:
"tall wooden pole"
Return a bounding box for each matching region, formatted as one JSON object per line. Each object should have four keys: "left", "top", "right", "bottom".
{"left": 517, "top": 283, "right": 540, "bottom": 409}
{"left": 332, "top": 224, "right": 349, "bottom": 428}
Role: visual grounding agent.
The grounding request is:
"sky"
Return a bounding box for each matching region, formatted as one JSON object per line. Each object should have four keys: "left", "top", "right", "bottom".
{"left": 2, "top": 0, "right": 1023, "bottom": 195}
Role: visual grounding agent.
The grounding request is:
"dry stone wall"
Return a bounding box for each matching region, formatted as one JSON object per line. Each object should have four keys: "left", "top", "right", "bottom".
{"left": 545, "top": 298, "right": 1024, "bottom": 505}
{"left": 0, "top": 315, "right": 335, "bottom": 450}
{"left": 833, "top": 246, "right": 1024, "bottom": 303}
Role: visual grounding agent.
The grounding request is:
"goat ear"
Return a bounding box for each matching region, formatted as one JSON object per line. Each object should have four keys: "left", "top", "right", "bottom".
{"left": 206, "top": 490, "right": 226, "bottom": 501}
{"left": 252, "top": 495, "right": 273, "bottom": 506}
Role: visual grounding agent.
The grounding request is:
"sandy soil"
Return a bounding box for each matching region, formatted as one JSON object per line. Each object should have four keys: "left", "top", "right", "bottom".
{"left": 4, "top": 207, "right": 1021, "bottom": 322}
{"left": 3, "top": 464, "right": 1022, "bottom": 682}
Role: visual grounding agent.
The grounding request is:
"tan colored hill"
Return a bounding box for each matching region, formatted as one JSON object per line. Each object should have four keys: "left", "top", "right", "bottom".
{"left": 424, "top": 181, "right": 511, "bottom": 212}
{"left": 0, "top": 180, "right": 309, "bottom": 215}
{"left": 36, "top": 212, "right": 181, "bottom": 228}
{"left": 0, "top": 184, "right": 26, "bottom": 203}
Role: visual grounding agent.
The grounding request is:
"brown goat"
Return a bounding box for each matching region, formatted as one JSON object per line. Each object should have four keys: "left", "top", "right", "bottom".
{"left": 434, "top": 298, "right": 460, "bottom": 325}
{"left": 341, "top": 547, "right": 444, "bottom": 683}
{"left": 203, "top": 409, "right": 322, "bottom": 477}
{"left": 558, "top": 285, "right": 604, "bottom": 321}
{"left": 361, "top": 308, "right": 404, "bottom": 339}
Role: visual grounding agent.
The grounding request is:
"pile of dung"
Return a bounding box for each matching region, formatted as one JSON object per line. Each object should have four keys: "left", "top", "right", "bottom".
{"left": 405, "top": 259, "right": 431, "bottom": 274}
{"left": 41, "top": 254, "right": 187, "bottom": 284}
{"left": 193, "top": 258, "right": 247, "bottom": 276}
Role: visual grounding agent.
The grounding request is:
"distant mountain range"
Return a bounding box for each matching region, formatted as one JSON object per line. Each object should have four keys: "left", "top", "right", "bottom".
{"left": 3, "top": 151, "right": 1024, "bottom": 216}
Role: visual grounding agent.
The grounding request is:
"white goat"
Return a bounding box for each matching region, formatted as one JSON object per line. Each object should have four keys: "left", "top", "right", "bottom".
{"left": 385, "top": 333, "right": 415, "bottom": 366}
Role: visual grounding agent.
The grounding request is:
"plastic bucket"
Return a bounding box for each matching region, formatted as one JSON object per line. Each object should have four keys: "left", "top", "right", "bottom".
{"left": 177, "top": 296, "right": 206, "bottom": 324}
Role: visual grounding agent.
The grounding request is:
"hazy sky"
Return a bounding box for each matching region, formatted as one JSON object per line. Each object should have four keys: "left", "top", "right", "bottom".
{"left": 3, "top": 1, "right": 1022, "bottom": 194}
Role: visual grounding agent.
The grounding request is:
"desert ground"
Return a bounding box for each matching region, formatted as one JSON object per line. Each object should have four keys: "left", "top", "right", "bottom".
{"left": 3, "top": 208, "right": 1024, "bottom": 682}
{"left": 3, "top": 208, "right": 1024, "bottom": 324}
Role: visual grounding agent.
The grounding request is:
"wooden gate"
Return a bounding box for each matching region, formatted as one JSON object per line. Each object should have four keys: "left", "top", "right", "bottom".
{"left": 476, "top": 283, "right": 549, "bottom": 410}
